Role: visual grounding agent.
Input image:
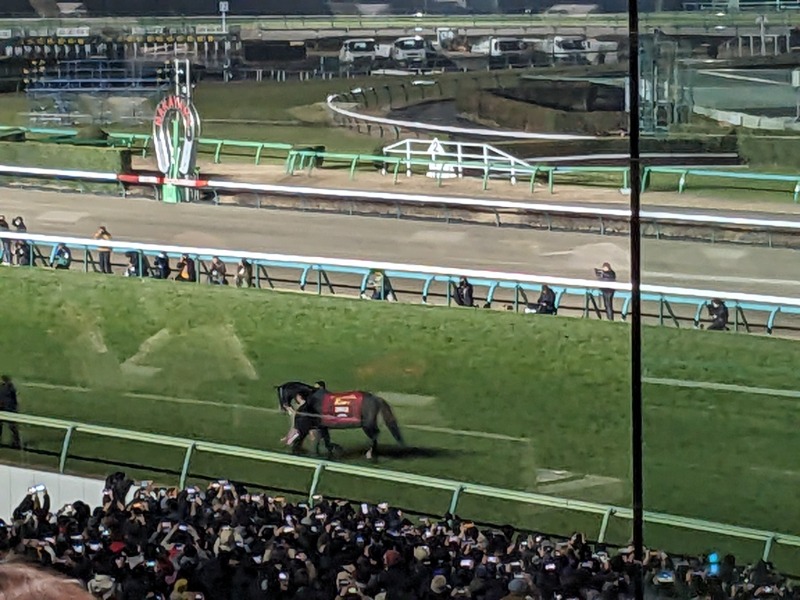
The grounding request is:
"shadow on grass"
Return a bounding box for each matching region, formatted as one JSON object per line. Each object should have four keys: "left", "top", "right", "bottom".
{"left": 333, "top": 444, "right": 459, "bottom": 461}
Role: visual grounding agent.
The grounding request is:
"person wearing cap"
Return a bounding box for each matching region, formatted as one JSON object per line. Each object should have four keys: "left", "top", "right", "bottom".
{"left": 152, "top": 252, "right": 171, "bottom": 280}
{"left": 0, "top": 374, "right": 21, "bottom": 449}
{"left": 428, "top": 574, "right": 451, "bottom": 599}
{"left": 593, "top": 262, "right": 617, "bottom": 321}
{"left": 502, "top": 577, "right": 529, "bottom": 600}
{"left": 93, "top": 226, "right": 113, "bottom": 275}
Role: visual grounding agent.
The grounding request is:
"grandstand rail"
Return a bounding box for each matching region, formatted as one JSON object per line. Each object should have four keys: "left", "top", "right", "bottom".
{"left": 2, "top": 412, "right": 800, "bottom": 563}
{"left": 3, "top": 231, "right": 800, "bottom": 335}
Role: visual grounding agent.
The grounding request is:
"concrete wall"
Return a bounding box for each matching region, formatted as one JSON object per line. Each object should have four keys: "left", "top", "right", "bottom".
{"left": 0, "top": 465, "right": 106, "bottom": 520}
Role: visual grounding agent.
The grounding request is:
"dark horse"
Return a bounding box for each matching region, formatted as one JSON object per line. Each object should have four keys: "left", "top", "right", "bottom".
{"left": 276, "top": 381, "right": 405, "bottom": 460}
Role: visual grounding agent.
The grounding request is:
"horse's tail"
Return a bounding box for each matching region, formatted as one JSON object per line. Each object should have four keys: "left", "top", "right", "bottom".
{"left": 378, "top": 397, "right": 405, "bottom": 446}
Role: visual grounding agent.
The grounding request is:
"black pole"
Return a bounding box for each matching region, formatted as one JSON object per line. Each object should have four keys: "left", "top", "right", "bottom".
{"left": 627, "top": 1, "right": 645, "bottom": 600}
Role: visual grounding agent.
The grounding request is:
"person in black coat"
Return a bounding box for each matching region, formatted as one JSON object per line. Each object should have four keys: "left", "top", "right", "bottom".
{"left": 707, "top": 299, "right": 729, "bottom": 331}
{"left": 451, "top": 277, "right": 475, "bottom": 307}
{"left": 594, "top": 263, "right": 617, "bottom": 321}
{"left": 0, "top": 374, "right": 21, "bottom": 449}
{"left": 526, "top": 285, "right": 556, "bottom": 315}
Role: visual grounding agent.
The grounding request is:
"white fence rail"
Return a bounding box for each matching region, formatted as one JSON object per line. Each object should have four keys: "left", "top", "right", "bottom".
{"left": 382, "top": 138, "right": 534, "bottom": 181}
{"left": 325, "top": 93, "right": 597, "bottom": 141}
{"left": 3, "top": 231, "right": 800, "bottom": 311}
{"left": 2, "top": 163, "right": 800, "bottom": 233}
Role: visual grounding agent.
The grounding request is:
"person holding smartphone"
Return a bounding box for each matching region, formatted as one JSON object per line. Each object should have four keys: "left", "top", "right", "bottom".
{"left": 594, "top": 262, "right": 617, "bottom": 321}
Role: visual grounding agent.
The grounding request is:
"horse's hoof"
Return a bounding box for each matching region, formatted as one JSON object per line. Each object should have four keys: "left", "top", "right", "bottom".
{"left": 365, "top": 449, "right": 373, "bottom": 460}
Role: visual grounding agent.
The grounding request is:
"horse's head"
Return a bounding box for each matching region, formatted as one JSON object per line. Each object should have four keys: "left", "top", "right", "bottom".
{"left": 276, "top": 381, "right": 316, "bottom": 412}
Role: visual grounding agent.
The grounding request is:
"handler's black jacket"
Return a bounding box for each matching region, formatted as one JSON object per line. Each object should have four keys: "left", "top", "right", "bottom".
{"left": 0, "top": 380, "right": 18, "bottom": 412}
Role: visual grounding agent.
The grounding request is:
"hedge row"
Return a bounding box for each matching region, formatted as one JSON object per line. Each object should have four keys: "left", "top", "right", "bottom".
{"left": 0, "top": 140, "right": 132, "bottom": 173}
{"left": 457, "top": 90, "right": 628, "bottom": 136}
{"left": 737, "top": 135, "right": 800, "bottom": 170}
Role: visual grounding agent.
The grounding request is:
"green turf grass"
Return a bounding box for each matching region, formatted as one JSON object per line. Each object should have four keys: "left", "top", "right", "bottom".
{"left": 0, "top": 267, "right": 798, "bottom": 567}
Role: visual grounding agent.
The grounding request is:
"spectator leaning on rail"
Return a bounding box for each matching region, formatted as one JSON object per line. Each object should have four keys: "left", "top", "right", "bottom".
{"left": 705, "top": 298, "right": 730, "bottom": 331}
{"left": 175, "top": 254, "right": 196, "bottom": 283}
{"left": 49, "top": 243, "right": 73, "bottom": 270}
{"left": 450, "top": 277, "right": 474, "bottom": 308}
{"left": 235, "top": 259, "right": 253, "bottom": 288}
{"left": 594, "top": 262, "right": 617, "bottom": 321}
{"left": 151, "top": 252, "right": 171, "bottom": 280}
{"left": 207, "top": 256, "right": 228, "bottom": 286}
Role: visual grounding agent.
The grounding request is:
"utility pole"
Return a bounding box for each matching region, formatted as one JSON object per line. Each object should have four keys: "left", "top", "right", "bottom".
{"left": 220, "top": 1, "right": 229, "bottom": 34}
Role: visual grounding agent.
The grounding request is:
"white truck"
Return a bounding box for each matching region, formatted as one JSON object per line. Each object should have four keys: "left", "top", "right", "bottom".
{"left": 469, "top": 37, "right": 532, "bottom": 66}
{"left": 339, "top": 38, "right": 378, "bottom": 69}
{"left": 391, "top": 36, "right": 435, "bottom": 66}
{"left": 538, "top": 36, "right": 619, "bottom": 65}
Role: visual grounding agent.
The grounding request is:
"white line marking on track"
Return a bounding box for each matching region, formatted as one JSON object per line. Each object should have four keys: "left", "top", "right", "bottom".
{"left": 643, "top": 377, "right": 800, "bottom": 399}
{"left": 21, "top": 382, "right": 528, "bottom": 443}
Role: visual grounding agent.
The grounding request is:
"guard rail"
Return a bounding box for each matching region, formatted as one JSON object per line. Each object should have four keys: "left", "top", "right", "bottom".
{"left": 644, "top": 167, "right": 800, "bottom": 203}
{"left": 0, "top": 127, "right": 294, "bottom": 166}
{"left": 2, "top": 412, "right": 799, "bottom": 563}
{"left": 2, "top": 164, "right": 800, "bottom": 250}
{"left": 326, "top": 93, "right": 598, "bottom": 142}
{"left": 2, "top": 231, "right": 800, "bottom": 335}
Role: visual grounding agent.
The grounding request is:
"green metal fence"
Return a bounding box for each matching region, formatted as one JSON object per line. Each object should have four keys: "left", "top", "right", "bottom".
{"left": 3, "top": 411, "right": 800, "bottom": 563}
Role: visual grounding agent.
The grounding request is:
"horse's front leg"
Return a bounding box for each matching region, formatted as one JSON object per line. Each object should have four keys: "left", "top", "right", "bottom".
{"left": 291, "top": 425, "right": 310, "bottom": 455}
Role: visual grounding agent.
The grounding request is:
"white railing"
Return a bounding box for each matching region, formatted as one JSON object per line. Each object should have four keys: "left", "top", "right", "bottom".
{"left": 382, "top": 138, "right": 534, "bottom": 181}
{"left": 2, "top": 164, "right": 800, "bottom": 233}
{"left": 3, "top": 231, "right": 800, "bottom": 310}
{"left": 325, "top": 93, "right": 597, "bottom": 141}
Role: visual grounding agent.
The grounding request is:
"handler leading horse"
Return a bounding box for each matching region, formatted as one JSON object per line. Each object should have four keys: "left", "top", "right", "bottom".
{"left": 276, "top": 381, "right": 405, "bottom": 460}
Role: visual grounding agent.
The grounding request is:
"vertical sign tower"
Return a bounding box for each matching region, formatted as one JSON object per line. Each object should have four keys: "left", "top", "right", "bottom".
{"left": 153, "top": 59, "right": 201, "bottom": 203}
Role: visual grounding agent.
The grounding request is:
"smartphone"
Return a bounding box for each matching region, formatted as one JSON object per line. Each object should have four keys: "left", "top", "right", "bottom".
{"left": 361, "top": 503, "right": 369, "bottom": 515}
{"left": 279, "top": 572, "right": 288, "bottom": 581}
{"left": 460, "top": 559, "right": 474, "bottom": 569}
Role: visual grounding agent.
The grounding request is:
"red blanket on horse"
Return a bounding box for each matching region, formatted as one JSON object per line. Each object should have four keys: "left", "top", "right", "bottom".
{"left": 320, "top": 392, "right": 364, "bottom": 428}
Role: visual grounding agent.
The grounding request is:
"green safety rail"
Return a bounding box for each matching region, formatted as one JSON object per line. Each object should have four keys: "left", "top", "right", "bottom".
{"left": 285, "top": 149, "right": 632, "bottom": 193}
{"left": 0, "top": 126, "right": 293, "bottom": 166}
{"left": 643, "top": 167, "right": 800, "bottom": 202}
{"left": 3, "top": 411, "right": 800, "bottom": 563}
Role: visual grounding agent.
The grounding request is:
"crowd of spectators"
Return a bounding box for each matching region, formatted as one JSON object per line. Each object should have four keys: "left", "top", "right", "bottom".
{"left": 0, "top": 472, "right": 791, "bottom": 600}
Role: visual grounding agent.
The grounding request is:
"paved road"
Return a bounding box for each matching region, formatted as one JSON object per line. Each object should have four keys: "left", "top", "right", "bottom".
{"left": 2, "top": 188, "right": 799, "bottom": 298}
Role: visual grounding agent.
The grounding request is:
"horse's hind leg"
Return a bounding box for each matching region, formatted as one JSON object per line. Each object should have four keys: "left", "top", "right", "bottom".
{"left": 364, "top": 426, "right": 380, "bottom": 461}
